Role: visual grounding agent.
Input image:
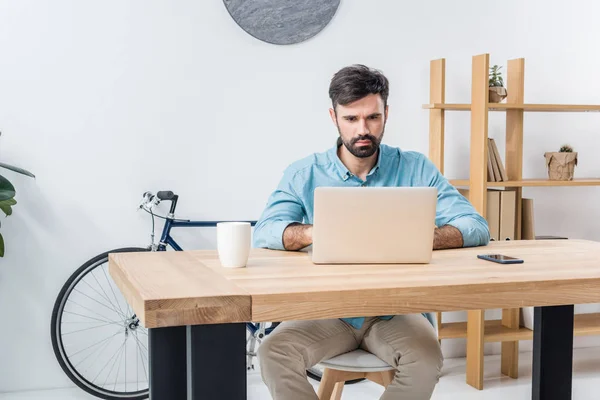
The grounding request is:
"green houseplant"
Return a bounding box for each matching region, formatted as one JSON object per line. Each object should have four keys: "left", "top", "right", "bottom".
{"left": 544, "top": 144, "right": 578, "bottom": 181}
{"left": 0, "top": 133, "right": 35, "bottom": 257}
{"left": 489, "top": 65, "right": 508, "bottom": 103}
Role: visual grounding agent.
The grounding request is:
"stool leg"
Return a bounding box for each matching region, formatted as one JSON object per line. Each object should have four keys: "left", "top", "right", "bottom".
{"left": 381, "top": 370, "right": 395, "bottom": 387}
{"left": 331, "top": 382, "right": 344, "bottom": 400}
{"left": 365, "top": 370, "right": 395, "bottom": 387}
{"left": 318, "top": 369, "right": 363, "bottom": 400}
{"left": 317, "top": 369, "right": 339, "bottom": 400}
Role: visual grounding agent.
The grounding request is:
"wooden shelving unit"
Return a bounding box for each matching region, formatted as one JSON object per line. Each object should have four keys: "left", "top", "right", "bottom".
{"left": 425, "top": 54, "right": 600, "bottom": 390}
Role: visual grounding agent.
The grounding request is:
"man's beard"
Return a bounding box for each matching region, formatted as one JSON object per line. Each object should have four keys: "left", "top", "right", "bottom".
{"left": 338, "top": 129, "right": 384, "bottom": 158}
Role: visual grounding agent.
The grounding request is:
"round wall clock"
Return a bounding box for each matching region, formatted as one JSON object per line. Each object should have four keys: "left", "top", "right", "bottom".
{"left": 223, "top": 0, "right": 341, "bottom": 45}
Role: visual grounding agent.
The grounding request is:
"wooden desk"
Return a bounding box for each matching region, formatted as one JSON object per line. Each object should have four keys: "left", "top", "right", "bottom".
{"left": 109, "top": 239, "right": 600, "bottom": 400}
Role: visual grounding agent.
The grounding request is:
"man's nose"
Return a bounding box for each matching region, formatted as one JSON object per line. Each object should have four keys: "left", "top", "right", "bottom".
{"left": 359, "top": 118, "right": 370, "bottom": 134}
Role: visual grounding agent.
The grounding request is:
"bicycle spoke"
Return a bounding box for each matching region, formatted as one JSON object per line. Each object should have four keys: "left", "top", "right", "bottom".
{"left": 101, "top": 266, "right": 125, "bottom": 317}
{"left": 66, "top": 298, "right": 123, "bottom": 325}
{"left": 101, "top": 341, "right": 126, "bottom": 388}
{"left": 62, "top": 320, "right": 114, "bottom": 324}
{"left": 62, "top": 310, "right": 122, "bottom": 326}
{"left": 73, "top": 287, "right": 126, "bottom": 320}
{"left": 89, "top": 269, "right": 126, "bottom": 319}
{"left": 133, "top": 331, "right": 148, "bottom": 383}
{"left": 68, "top": 328, "right": 123, "bottom": 360}
{"left": 103, "top": 263, "right": 133, "bottom": 316}
{"left": 79, "top": 328, "right": 121, "bottom": 371}
{"left": 125, "top": 335, "right": 127, "bottom": 393}
{"left": 113, "top": 336, "right": 127, "bottom": 391}
{"left": 63, "top": 322, "right": 116, "bottom": 336}
{"left": 131, "top": 330, "right": 148, "bottom": 353}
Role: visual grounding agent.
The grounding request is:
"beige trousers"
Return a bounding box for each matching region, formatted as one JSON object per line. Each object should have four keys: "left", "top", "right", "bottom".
{"left": 258, "top": 315, "right": 443, "bottom": 400}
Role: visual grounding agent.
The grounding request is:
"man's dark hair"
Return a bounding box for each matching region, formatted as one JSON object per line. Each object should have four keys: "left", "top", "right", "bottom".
{"left": 328, "top": 64, "right": 389, "bottom": 111}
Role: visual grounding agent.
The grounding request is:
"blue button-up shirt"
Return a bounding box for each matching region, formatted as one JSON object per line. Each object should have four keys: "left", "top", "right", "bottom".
{"left": 253, "top": 143, "right": 490, "bottom": 329}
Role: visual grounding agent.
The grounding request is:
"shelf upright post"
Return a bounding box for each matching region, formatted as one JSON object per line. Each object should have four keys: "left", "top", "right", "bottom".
{"left": 428, "top": 58, "right": 446, "bottom": 336}
{"left": 501, "top": 57, "right": 526, "bottom": 379}
{"left": 466, "top": 53, "right": 490, "bottom": 391}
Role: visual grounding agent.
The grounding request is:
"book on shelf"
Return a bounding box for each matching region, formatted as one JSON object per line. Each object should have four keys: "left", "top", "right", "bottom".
{"left": 487, "top": 138, "right": 508, "bottom": 182}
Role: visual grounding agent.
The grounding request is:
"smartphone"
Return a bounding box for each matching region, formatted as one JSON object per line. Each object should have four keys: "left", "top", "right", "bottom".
{"left": 477, "top": 254, "right": 524, "bottom": 264}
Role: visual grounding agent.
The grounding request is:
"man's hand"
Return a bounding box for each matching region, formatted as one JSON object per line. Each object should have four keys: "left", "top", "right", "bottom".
{"left": 433, "top": 225, "right": 464, "bottom": 250}
{"left": 282, "top": 223, "right": 313, "bottom": 251}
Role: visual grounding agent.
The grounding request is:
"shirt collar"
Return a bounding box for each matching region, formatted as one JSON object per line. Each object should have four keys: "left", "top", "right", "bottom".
{"left": 329, "top": 141, "right": 383, "bottom": 181}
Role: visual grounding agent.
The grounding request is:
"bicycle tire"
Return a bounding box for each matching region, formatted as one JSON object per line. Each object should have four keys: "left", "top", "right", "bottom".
{"left": 51, "top": 247, "right": 150, "bottom": 400}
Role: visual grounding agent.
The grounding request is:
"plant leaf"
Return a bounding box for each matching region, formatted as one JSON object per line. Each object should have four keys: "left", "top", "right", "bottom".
{"left": 0, "top": 175, "right": 16, "bottom": 202}
{"left": 0, "top": 233, "right": 5, "bottom": 257}
{"left": 0, "top": 162, "right": 35, "bottom": 178}
{"left": 0, "top": 204, "right": 12, "bottom": 216}
{"left": 0, "top": 198, "right": 16, "bottom": 206}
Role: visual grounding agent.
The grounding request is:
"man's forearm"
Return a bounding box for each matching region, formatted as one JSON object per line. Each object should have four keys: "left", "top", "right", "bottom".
{"left": 282, "top": 223, "right": 313, "bottom": 251}
{"left": 434, "top": 225, "right": 464, "bottom": 250}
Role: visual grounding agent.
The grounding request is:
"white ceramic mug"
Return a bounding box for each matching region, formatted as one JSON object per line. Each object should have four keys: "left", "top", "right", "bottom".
{"left": 217, "top": 222, "right": 251, "bottom": 268}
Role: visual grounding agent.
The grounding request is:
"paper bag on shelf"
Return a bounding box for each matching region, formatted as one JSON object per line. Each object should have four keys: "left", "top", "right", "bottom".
{"left": 544, "top": 152, "right": 578, "bottom": 181}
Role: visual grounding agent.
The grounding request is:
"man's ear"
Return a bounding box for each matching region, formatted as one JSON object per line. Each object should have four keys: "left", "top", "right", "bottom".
{"left": 384, "top": 105, "right": 389, "bottom": 123}
{"left": 328, "top": 107, "right": 337, "bottom": 125}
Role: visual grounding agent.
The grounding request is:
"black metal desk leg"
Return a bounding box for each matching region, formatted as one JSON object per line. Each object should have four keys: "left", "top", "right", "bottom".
{"left": 190, "top": 323, "right": 247, "bottom": 400}
{"left": 148, "top": 326, "right": 187, "bottom": 400}
{"left": 532, "top": 305, "right": 574, "bottom": 400}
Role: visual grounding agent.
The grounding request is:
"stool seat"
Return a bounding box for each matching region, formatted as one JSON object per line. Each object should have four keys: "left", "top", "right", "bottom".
{"left": 319, "top": 349, "right": 394, "bottom": 373}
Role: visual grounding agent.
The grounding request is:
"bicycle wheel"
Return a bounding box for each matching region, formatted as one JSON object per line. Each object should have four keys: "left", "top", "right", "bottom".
{"left": 51, "top": 247, "right": 150, "bottom": 400}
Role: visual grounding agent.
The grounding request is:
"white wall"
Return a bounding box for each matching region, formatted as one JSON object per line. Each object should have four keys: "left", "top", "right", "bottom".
{"left": 1, "top": 0, "right": 600, "bottom": 392}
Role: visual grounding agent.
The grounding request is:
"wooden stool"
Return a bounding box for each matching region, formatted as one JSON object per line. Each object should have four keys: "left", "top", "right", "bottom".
{"left": 316, "top": 349, "right": 395, "bottom": 400}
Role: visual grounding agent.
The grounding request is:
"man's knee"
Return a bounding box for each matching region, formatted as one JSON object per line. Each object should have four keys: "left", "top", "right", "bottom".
{"left": 399, "top": 338, "right": 443, "bottom": 381}
{"left": 258, "top": 332, "right": 302, "bottom": 370}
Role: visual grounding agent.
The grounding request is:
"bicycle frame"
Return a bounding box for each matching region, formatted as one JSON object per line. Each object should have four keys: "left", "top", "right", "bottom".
{"left": 157, "top": 219, "right": 256, "bottom": 251}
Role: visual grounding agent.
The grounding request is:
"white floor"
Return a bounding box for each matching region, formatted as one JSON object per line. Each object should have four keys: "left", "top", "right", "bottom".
{"left": 1, "top": 347, "right": 599, "bottom": 399}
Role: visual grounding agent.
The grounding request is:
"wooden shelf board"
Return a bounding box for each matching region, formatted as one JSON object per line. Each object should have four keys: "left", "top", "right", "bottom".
{"left": 449, "top": 178, "right": 600, "bottom": 187}
{"left": 424, "top": 103, "right": 471, "bottom": 111}
{"left": 423, "top": 103, "right": 600, "bottom": 112}
{"left": 439, "top": 320, "right": 532, "bottom": 342}
{"left": 573, "top": 312, "right": 600, "bottom": 337}
{"left": 438, "top": 313, "right": 600, "bottom": 342}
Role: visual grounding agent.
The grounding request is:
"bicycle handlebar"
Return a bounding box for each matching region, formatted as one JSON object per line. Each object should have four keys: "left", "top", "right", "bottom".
{"left": 157, "top": 191, "right": 175, "bottom": 201}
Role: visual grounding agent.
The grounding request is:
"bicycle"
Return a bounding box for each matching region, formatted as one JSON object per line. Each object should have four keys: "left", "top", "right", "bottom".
{"left": 51, "top": 190, "right": 362, "bottom": 400}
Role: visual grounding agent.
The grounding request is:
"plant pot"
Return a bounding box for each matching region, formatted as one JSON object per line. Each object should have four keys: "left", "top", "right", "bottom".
{"left": 544, "top": 151, "right": 578, "bottom": 181}
{"left": 489, "top": 86, "right": 507, "bottom": 103}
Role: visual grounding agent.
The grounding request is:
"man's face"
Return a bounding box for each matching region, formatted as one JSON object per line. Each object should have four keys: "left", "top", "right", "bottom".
{"left": 329, "top": 93, "right": 388, "bottom": 158}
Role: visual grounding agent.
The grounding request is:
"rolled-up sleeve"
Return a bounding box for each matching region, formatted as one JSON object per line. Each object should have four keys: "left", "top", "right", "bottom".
{"left": 421, "top": 156, "right": 490, "bottom": 247}
{"left": 253, "top": 167, "right": 306, "bottom": 250}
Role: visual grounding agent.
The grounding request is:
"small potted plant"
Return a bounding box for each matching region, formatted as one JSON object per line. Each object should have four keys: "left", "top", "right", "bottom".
{"left": 544, "top": 144, "right": 578, "bottom": 181}
{"left": 489, "top": 65, "right": 507, "bottom": 103}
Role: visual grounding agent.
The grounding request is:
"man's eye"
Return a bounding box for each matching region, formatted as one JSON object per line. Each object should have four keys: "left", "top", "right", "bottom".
{"left": 368, "top": 115, "right": 380, "bottom": 120}
{"left": 346, "top": 117, "right": 356, "bottom": 122}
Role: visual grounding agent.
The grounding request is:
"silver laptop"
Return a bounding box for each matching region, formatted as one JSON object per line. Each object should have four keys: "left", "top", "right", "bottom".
{"left": 311, "top": 186, "right": 437, "bottom": 264}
